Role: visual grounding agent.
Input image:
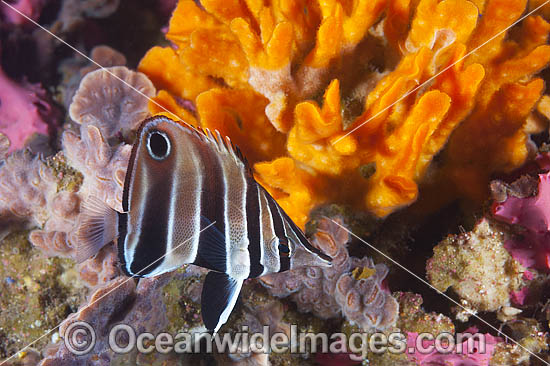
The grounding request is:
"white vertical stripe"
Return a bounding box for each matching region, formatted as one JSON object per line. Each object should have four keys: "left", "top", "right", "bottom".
{"left": 256, "top": 185, "right": 265, "bottom": 274}
{"left": 222, "top": 162, "right": 230, "bottom": 274}
{"left": 188, "top": 142, "right": 202, "bottom": 264}
{"left": 214, "top": 279, "right": 243, "bottom": 334}
{"left": 259, "top": 190, "right": 279, "bottom": 275}
{"left": 219, "top": 134, "right": 249, "bottom": 279}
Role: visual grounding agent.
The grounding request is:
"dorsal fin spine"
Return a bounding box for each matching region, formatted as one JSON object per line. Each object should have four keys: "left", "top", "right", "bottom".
{"left": 197, "top": 127, "right": 251, "bottom": 173}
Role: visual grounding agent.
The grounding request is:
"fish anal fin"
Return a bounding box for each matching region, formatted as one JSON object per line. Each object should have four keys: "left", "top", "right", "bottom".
{"left": 195, "top": 216, "right": 227, "bottom": 272}
{"left": 201, "top": 271, "right": 243, "bottom": 333}
{"left": 75, "top": 196, "right": 118, "bottom": 263}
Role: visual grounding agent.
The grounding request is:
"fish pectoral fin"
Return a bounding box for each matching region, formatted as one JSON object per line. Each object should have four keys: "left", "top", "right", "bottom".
{"left": 201, "top": 271, "right": 243, "bottom": 334}
{"left": 74, "top": 196, "right": 118, "bottom": 263}
{"left": 194, "top": 216, "right": 227, "bottom": 273}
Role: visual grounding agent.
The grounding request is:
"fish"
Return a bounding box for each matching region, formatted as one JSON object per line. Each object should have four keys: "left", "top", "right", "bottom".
{"left": 75, "top": 115, "right": 332, "bottom": 333}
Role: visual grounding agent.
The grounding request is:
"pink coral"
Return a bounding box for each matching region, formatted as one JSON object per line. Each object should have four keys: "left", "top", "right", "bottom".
{"left": 406, "top": 328, "right": 501, "bottom": 366}
{"left": 260, "top": 217, "right": 398, "bottom": 331}
{"left": 0, "top": 65, "right": 58, "bottom": 153}
{"left": 0, "top": 64, "right": 152, "bottom": 263}
{"left": 0, "top": 0, "right": 46, "bottom": 26}
{"left": 492, "top": 171, "right": 550, "bottom": 271}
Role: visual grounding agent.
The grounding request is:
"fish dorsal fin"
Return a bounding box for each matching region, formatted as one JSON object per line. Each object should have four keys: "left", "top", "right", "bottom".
{"left": 201, "top": 272, "right": 243, "bottom": 333}
{"left": 74, "top": 196, "right": 118, "bottom": 263}
{"left": 193, "top": 216, "right": 227, "bottom": 272}
{"left": 197, "top": 128, "right": 251, "bottom": 174}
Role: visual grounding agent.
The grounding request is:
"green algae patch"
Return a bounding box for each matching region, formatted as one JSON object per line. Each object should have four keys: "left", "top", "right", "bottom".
{"left": 0, "top": 231, "right": 87, "bottom": 359}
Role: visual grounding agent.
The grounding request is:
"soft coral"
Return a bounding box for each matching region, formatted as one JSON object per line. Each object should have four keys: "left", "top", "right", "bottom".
{"left": 493, "top": 170, "right": 550, "bottom": 271}
{"left": 406, "top": 328, "right": 501, "bottom": 366}
{"left": 0, "top": 0, "right": 47, "bottom": 26}
{"left": 0, "top": 64, "right": 58, "bottom": 152}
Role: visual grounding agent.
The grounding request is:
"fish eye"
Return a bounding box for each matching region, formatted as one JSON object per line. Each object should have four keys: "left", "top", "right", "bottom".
{"left": 147, "top": 130, "right": 171, "bottom": 160}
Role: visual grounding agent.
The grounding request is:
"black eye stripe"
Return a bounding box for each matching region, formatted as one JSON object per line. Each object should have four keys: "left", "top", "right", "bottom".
{"left": 147, "top": 130, "right": 171, "bottom": 160}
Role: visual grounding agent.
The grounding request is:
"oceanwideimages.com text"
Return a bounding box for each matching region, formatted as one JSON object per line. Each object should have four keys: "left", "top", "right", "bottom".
{"left": 64, "top": 321, "right": 491, "bottom": 360}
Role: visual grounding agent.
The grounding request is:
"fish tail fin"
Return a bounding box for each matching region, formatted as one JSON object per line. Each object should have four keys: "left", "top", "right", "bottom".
{"left": 74, "top": 196, "right": 119, "bottom": 263}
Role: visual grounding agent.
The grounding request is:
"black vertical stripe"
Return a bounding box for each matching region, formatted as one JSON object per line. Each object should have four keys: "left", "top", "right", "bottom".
{"left": 117, "top": 211, "right": 130, "bottom": 276}
{"left": 130, "top": 179, "right": 170, "bottom": 276}
{"left": 262, "top": 187, "right": 287, "bottom": 242}
{"left": 278, "top": 206, "right": 332, "bottom": 263}
{"left": 246, "top": 181, "right": 264, "bottom": 278}
{"left": 193, "top": 136, "right": 228, "bottom": 271}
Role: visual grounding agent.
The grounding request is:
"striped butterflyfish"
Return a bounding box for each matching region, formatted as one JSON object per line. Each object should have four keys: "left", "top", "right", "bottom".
{"left": 76, "top": 115, "right": 332, "bottom": 333}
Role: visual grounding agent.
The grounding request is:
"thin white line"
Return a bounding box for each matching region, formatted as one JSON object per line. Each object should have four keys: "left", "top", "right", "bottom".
{"left": 334, "top": 0, "right": 550, "bottom": 144}
{"left": 0, "top": 221, "right": 217, "bottom": 366}
{"left": 327, "top": 218, "right": 550, "bottom": 365}
{"left": 0, "top": 0, "right": 188, "bottom": 125}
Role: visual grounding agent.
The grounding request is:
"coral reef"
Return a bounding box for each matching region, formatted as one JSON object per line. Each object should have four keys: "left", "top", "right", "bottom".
{"left": 426, "top": 219, "right": 525, "bottom": 318}
{"left": 1, "top": 63, "right": 152, "bottom": 278}
{"left": 0, "top": 64, "right": 59, "bottom": 153}
{"left": 0, "top": 151, "right": 81, "bottom": 257}
{"left": 64, "top": 65, "right": 154, "bottom": 217}
{"left": 39, "top": 272, "right": 178, "bottom": 366}
{"left": 492, "top": 170, "right": 550, "bottom": 272}
{"left": 57, "top": 45, "right": 127, "bottom": 110}
{"left": 406, "top": 328, "right": 501, "bottom": 366}
{"left": 261, "top": 217, "right": 399, "bottom": 331}
{"left": 0, "top": 231, "right": 87, "bottom": 359}
{"left": 69, "top": 66, "right": 155, "bottom": 140}
{"left": 139, "top": 0, "right": 550, "bottom": 223}
{"left": 4, "top": 0, "right": 550, "bottom": 365}
{"left": 77, "top": 243, "right": 120, "bottom": 289}
{"left": 393, "top": 292, "right": 455, "bottom": 335}
{"left": 0, "top": 0, "right": 47, "bottom": 26}
{"left": 54, "top": 0, "right": 121, "bottom": 32}
{"left": 490, "top": 317, "right": 549, "bottom": 365}
{"left": 364, "top": 292, "right": 456, "bottom": 366}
